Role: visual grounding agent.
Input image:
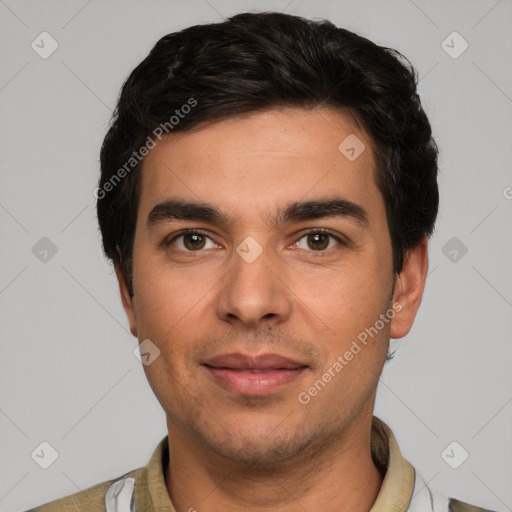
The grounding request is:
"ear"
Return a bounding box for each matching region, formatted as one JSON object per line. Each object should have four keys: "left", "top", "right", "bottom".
{"left": 114, "top": 263, "right": 138, "bottom": 337}
{"left": 390, "top": 236, "right": 429, "bottom": 339}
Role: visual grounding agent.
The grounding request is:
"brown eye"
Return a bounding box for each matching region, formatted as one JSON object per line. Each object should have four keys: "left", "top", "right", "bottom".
{"left": 183, "top": 233, "right": 206, "bottom": 250}
{"left": 295, "top": 231, "right": 342, "bottom": 252}
{"left": 306, "top": 233, "right": 330, "bottom": 250}
{"left": 170, "top": 231, "right": 216, "bottom": 251}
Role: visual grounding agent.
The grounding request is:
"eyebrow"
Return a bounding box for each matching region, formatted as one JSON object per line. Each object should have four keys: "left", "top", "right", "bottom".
{"left": 273, "top": 198, "right": 369, "bottom": 228}
{"left": 147, "top": 197, "right": 369, "bottom": 229}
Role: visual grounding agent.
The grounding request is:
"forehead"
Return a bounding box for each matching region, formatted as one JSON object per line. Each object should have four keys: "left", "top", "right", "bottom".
{"left": 137, "top": 108, "right": 382, "bottom": 225}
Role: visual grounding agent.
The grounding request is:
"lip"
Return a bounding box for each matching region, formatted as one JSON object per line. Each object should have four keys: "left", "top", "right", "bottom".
{"left": 203, "top": 353, "right": 308, "bottom": 396}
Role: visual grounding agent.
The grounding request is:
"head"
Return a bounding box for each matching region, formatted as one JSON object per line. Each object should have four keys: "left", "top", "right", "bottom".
{"left": 97, "top": 12, "right": 438, "bottom": 465}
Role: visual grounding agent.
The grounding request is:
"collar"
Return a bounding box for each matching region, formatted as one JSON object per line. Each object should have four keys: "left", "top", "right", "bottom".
{"left": 112, "top": 416, "right": 430, "bottom": 511}
{"left": 369, "top": 416, "right": 416, "bottom": 511}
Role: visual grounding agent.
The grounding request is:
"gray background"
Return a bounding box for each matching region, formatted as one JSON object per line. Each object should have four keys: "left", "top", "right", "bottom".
{"left": 1, "top": 1, "right": 511, "bottom": 511}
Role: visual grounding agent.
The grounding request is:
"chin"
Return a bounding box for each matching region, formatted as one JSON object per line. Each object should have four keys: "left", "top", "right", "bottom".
{"left": 203, "top": 420, "right": 320, "bottom": 466}
{"left": 213, "top": 438, "right": 306, "bottom": 466}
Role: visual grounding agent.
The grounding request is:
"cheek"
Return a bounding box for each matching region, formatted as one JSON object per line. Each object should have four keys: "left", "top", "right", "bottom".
{"left": 295, "top": 260, "right": 390, "bottom": 333}
{"left": 131, "top": 262, "right": 221, "bottom": 387}
{"left": 131, "top": 254, "right": 206, "bottom": 335}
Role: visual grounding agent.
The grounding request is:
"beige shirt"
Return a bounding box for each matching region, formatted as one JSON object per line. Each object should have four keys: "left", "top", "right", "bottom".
{"left": 28, "top": 416, "right": 494, "bottom": 512}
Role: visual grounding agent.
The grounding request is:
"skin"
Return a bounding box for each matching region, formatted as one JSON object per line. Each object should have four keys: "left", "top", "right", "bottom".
{"left": 116, "top": 107, "right": 429, "bottom": 512}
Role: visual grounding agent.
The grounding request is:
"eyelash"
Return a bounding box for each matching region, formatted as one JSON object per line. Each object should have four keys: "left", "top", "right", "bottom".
{"left": 166, "top": 228, "right": 345, "bottom": 253}
{"left": 294, "top": 229, "right": 345, "bottom": 252}
{"left": 167, "top": 229, "right": 217, "bottom": 252}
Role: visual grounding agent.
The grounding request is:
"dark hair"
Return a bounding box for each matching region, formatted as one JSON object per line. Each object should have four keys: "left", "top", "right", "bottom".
{"left": 98, "top": 11, "right": 438, "bottom": 294}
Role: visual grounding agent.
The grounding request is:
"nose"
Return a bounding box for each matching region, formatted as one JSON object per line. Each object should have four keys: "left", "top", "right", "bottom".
{"left": 215, "top": 242, "right": 293, "bottom": 329}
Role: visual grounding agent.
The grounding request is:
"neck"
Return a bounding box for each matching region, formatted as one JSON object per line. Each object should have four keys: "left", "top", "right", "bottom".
{"left": 164, "top": 414, "right": 384, "bottom": 512}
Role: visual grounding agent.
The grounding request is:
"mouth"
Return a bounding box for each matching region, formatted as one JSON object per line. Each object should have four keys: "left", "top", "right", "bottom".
{"left": 202, "top": 353, "right": 308, "bottom": 396}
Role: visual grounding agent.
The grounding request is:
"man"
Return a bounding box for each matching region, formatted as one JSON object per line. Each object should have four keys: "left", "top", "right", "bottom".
{"left": 29, "top": 11, "right": 496, "bottom": 512}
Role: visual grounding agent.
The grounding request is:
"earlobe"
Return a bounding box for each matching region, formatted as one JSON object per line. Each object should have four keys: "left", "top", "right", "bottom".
{"left": 114, "top": 264, "right": 138, "bottom": 337}
{"left": 390, "top": 237, "right": 429, "bottom": 339}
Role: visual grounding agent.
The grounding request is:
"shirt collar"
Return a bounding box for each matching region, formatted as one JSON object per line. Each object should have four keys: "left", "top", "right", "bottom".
{"left": 137, "top": 416, "right": 416, "bottom": 511}
{"left": 369, "top": 416, "right": 416, "bottom": 511}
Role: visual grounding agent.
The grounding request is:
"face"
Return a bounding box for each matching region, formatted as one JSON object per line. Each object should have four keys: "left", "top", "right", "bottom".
{"left": 117, "top": 108, "right": 427, "bottom": 465}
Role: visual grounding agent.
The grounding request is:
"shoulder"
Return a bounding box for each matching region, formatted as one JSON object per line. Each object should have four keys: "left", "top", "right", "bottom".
{"left": 26, "top": 467, "right": 144, "bottom": 512}
{"left": 449, "top": 497, "right": 499, "bottom": 512}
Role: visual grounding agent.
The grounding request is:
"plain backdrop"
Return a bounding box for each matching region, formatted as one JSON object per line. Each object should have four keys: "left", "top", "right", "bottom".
{"left": 1, "top": 1, "right": 511, "bottom": 511}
